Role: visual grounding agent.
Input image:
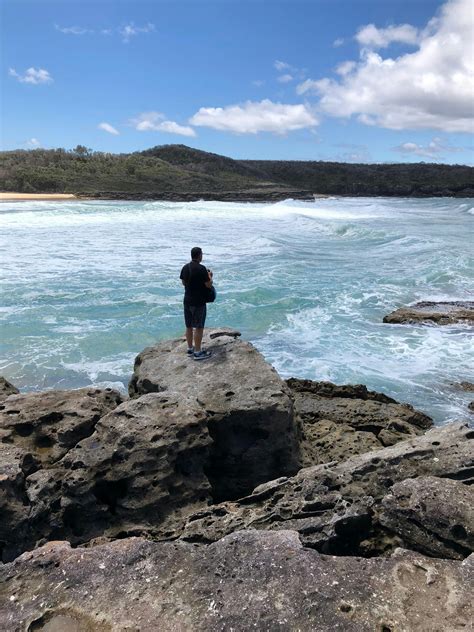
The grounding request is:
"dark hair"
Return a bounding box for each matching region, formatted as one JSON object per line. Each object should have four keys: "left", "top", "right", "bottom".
{"left": 191, "top": 246, "right": 202, "bottom": 260}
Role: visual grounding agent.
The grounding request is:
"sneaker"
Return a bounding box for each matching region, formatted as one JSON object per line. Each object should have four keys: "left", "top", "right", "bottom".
{"left": 186, "top": 347, "right": 194, "bottom": 355}
{"left": 193, "top": 350, "right": 212, "bottom": 361}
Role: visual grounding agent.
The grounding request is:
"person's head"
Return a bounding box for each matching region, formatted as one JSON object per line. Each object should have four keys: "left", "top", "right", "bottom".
{"left": 191, "top": 246, "right": 202, "bottom": 262}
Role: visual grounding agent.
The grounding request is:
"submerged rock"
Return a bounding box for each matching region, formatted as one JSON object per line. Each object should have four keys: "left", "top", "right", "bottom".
{"left": 0, "top": 376, "right": 19, "bottom": 402}
{"left": 129, "top": 328, "right": 302, "bottom": 501}
{"left": 383, "top": 301, "right": 474, "bottom": 325}
{"left": 1, "top": 532, "right": 472, "bottom": 632}
{"left": 287, "top": 378, "right": 432, "bottom": 466}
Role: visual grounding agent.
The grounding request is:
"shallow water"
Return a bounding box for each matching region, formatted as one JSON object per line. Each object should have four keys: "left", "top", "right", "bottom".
{"left": 1, "top": 197, "right": 473, "bottom": 423}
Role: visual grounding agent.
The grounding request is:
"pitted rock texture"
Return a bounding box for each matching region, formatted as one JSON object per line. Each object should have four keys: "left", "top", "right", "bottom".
{"left": 2, "top": 393, "right": 214, "bottom": 560}
{"left": 380, "top": 476, "right": 474, "bottom": 559}
{"left": 383, "top": 300, "right": 474, "bottom": 325}
{"left": 0, "top": 387, "right": 124, "bottom": 561}
{"left": 1, "top": 532, "right": 472, "bottom": 632}
{"left": 179, "top": 423, "right": 474, "bottom": 558}
{"left": 287, "top": 379, "right": 432, "bottom": 466}
{"left": 129, "top": 328, "right": 301, "bottom": 501}
{"left": 0, "top": 376, "right": 19, "bottom": 401}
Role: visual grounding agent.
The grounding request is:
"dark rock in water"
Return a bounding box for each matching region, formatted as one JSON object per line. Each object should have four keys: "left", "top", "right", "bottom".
{"left": 383, "top": 301, "right": 474, "bottom": 325}
{"left": 469, "top": 401, "right": 474, "bottom": 412}
{"left": 380, "top": 476, "right": 474, "bottom": 559}
{"left": 0, "top": 376, "right": 19, "bottom": 401}
{"left": 453, "top": 381, "right": 474, "bottom": 392}
{"left": 1, "top": 532, "right": 472, "bottom": 632}
{"left": 129, "top": 328, "right": 301, "bottom": 502}
{"left": 179, "top": 422, "right": 474, "bottom": 558}
{"left": 287, "top": 379, "right": 432, "bottom": 466}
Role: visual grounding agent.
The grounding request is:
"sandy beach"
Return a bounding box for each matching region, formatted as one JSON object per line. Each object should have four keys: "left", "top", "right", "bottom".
{"left": 0, "top": 193, "right": 77, "bottom": 201}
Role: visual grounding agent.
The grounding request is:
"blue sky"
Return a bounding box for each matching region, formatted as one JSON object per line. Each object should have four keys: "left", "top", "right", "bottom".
{"left": 2, "top": 0, "right": 473, "bottom": 163}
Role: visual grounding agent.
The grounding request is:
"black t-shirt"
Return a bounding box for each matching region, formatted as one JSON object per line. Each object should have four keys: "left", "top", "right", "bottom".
{"left": 180, "top": 261, "right": 209, "bottom": 306}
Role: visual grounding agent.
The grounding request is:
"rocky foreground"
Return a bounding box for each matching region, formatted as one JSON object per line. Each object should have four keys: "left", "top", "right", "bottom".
{"left": 0, "top": 329, "right": 473, "bottom": 631}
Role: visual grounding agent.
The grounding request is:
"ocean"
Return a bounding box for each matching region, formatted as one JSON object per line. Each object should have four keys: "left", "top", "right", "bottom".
{"left": 1, "top": 197, "right": 473, "bottom": 423}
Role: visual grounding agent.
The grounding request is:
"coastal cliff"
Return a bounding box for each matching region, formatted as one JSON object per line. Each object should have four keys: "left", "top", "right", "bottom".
{"left": 0, "top": 330, "right": 472, "bottom": 630}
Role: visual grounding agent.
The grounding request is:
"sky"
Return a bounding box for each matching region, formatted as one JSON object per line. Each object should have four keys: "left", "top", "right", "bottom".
{"left": 1, "top": 0, "right": 473, "bottom": 164}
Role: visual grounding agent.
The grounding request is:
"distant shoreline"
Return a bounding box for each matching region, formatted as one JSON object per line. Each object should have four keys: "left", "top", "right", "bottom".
{"left": 0, "top": 193, "right": 77, "bottom": 201}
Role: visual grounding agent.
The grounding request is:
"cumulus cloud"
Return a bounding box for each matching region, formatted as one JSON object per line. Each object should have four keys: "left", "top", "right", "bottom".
{"left": 392, "top": 137, "right": 464, "bottom": 159}
{"left": 274, "top": 60, "right": 292, "bottom": 72}
{"left": 277, "top": 73, "right": 294, "bottom": 83}
{"left": 131, "top": 112, "right": 196, "bottom": 137}
{"left": 297, "top": 0, "right": 474, "bottom": 133}
{"left": 119, "top": 22, "right": 155, "bottom": 43}
{"left": 189, "top": 99, "right": 318, "bottom": 135}
{"left": 333, "top": 38, "right": 344, "bottom": 47}
{"left": 9, "top": 67, "right": 53, "bottom": 84}
{"left": 355, "top": 23, "right": 419, "bottom": 49}
{"left": 98, "top": 122, "right": 120, "bottom": 135}
{"left": 26, "top": 138, "right": 41, "bottom": 148}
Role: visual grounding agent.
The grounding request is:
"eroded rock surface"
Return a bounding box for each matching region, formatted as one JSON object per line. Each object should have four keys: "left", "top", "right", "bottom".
{"left": 0, "top": 376, "right": 19, "bottom": 401}
{"left": 180, "top": 422, "right": 474, "bottom": 558}
{"left": 129, "top": 329, "right": 301, "bottom": 501}
{"left": 288, "top": 379, "right": 432, "bottom": 466}
{"left": 1, "top": 532, "right": 472, "bottom": 632}
{"left": 380, "top": 476, "right": 474, "bottom": 560}
{"left": 383, "top": 301, "right": 474, "bottom": 325}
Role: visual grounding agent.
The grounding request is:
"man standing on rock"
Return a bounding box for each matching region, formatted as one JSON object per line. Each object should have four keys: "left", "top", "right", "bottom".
{"left": 180, "top": 246, "right": 213, "bottom": 360}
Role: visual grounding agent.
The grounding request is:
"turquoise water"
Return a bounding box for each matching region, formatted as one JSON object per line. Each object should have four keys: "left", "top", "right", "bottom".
{"left": 1, "top": 197, "right": 473, "bottom": 423}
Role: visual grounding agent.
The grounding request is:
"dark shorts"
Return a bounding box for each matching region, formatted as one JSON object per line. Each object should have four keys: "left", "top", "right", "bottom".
{"left": 184, "top": 303, "right": 207, "bottom": 328}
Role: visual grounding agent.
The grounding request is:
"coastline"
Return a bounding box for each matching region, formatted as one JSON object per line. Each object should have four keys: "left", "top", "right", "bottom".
{"left": 0, "top": 193, "right": 77, "bottom": 201}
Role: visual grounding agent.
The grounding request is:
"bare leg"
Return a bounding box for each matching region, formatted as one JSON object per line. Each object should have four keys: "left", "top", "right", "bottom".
{"left": 194, "top": 328, "right": 204, "bottom": 352}
{"left": 185, "top": 327, "right": 193, "bottom": 348}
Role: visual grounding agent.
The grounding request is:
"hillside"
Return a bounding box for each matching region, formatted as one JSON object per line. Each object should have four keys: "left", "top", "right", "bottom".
{"left": 0, "top": 144, "right": 472, "bottom": 199}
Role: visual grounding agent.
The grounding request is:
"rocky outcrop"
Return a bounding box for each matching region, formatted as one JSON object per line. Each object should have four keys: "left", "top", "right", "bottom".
{"left": 0, "top": 387, "right": 124, "bottom": 561}
{"left": 179, "top": 422, "right": 474, "bottom": 558}
{"left": 129, "top": 329, "right": 302, "bottom": 501}
{"left": 380, "top": 477, "right": 474, "bottom": 560}
{"left": 1, "top": 532, "right": 472, "bottom": 632}
{"left": 0, "top": 376, "right": 19, "bottom": 401}
{"left": 383, "top": 301, "right": 474, "bottom": 325}
{"left": 287, "top": 379, "right": 432, "bottom": 466}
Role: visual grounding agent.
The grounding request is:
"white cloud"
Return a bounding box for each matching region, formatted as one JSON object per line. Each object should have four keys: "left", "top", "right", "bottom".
{"left": 189, "top": 99, "right": 318, "bottom": 135}
{"left": 119, "top": 22, "right": 155, "bottom": 43}
{"left": 274, "top": 60, "right": 292, "bottom": 72}
{"left": 9, "top": 67, "right": 53, "bottom": 85}
{"left": 333, "top": 38, "right": 344, "bottom": 47}
{"left": 252, "top": 80, "right": 265, "bottom": 87}
{"left": 55, "top": 24, "right": 92, "bottom": 35}
{"left": 392, "top": 137, "right": 464, "bottom": 159}
{"left": 335, "top": 61, "right": 356, "bottom": 76}
{"left": 297, "top": 0, "right": 474, "bottom": 133}
{"left": 98, "top": 122, "right": 120, "bottom": 135}
{"left": 355, "top": 24, "right": 419, "bottom": 49}
{"left": 26, "top": 138, "right": 41, "bottom": 148}
{"left": 131, "top": 112, "right": 196, "bottom": 137}
{"left": 277, "top": 74, "right": 294, "bottom": 83}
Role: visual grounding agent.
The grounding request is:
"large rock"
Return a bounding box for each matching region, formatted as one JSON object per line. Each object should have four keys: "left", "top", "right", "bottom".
{"left": 0, "top": 376, "right": 19, "bottom": 402}
{"left": 179, "top": 422, "right": 474, "bottom": 558}
{"left": 383, "top": 301, "right": 474, "bottom": 325}
{"left": 129, "top": 328, "right": 301, "bottom": 501}
{"left": 0, "top": 388, "right": 124, "bottom": 561}
{"left": 380, "top": 476, "right": 474, "bottom": 559}
{"left": 287, "top": 379, "right": 432, "bottom": 466}
{"left": 0, "top": 532, "right": 472, "bottom": 632}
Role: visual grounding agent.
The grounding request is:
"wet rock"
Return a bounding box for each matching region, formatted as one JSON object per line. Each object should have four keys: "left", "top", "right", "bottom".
{"left": 0, "top": 532, "right": 472, "bottom": 632}
{"left": 383, "top": 301, "right": 474, "bottom": 325}
{"left": 129, "top": 328, "right": 301, "bottom": 501}
{"left": 180, "top": 422, "right": 474, "bottom": 558}
{"left": 453, "top": 381, "right": 474, "bottom": 392}
{"left": 287, "top": 378, "right": 432, "bottom": 466}
{"left": 380, "top": 476, "right": 474, "bottom": 559}
{"left": 0, "top": 376, "right": 19, "bottom": 402}
{"left": 469, "top": 401, "right": 474, "bottom": 412}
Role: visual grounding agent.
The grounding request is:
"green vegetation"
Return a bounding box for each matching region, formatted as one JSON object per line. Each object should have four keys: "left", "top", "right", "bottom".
{"left": 0, "top": 144, "right": 472, "bottom": 198}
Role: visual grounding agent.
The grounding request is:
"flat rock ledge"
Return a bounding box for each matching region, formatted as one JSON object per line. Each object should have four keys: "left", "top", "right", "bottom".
{"left": 383, "top": 301, "right": 474, "bottom": 325}
{"left": 1, "top": 532, "right": 472, "bottom": 632}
